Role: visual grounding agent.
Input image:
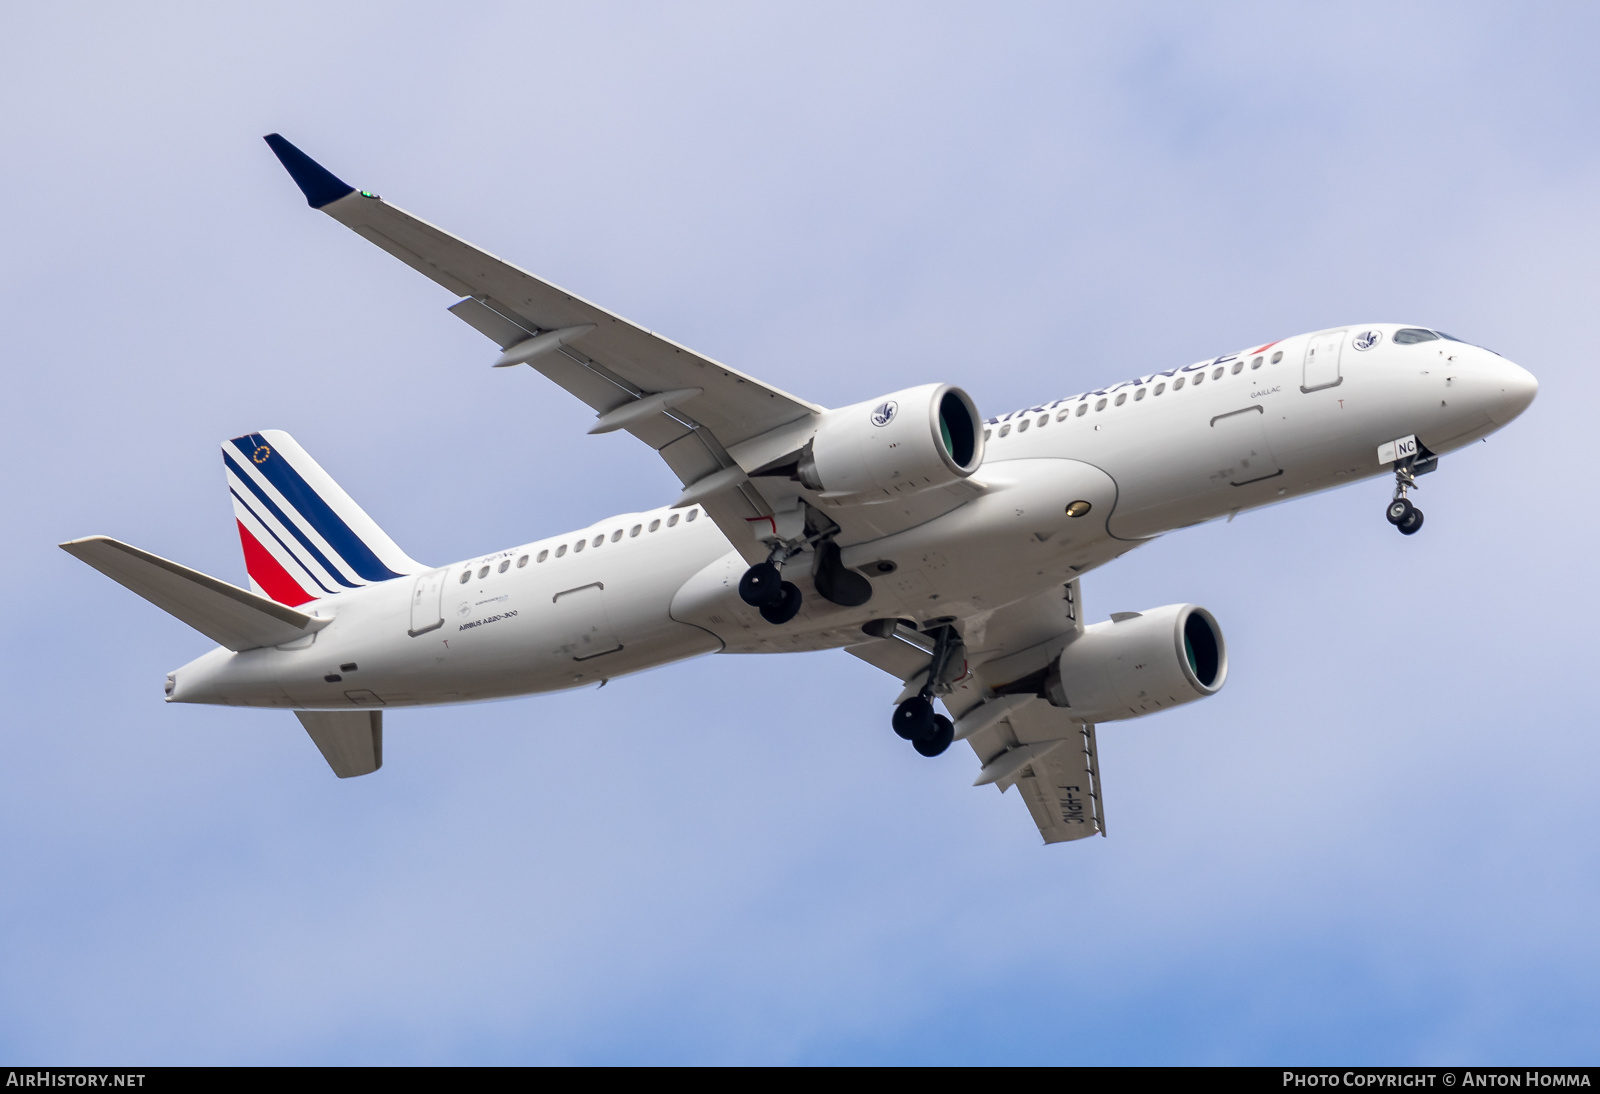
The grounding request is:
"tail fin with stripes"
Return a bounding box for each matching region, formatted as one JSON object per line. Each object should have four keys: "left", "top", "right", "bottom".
{"left": 224, "top": 430, "right": 422, "bottom": 605}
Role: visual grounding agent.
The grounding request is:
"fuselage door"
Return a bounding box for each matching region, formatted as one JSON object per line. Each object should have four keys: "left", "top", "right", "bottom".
{"left": 407, "top": 568, "right": 447, "bottom": 636}
{"left": 1301, "top": 330, "right": 1346, "bottom": 392}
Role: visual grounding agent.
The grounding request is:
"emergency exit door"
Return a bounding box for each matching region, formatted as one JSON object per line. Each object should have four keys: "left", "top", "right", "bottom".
{"left": 1301, "top": 330, "right": 1346, "bottom": 392}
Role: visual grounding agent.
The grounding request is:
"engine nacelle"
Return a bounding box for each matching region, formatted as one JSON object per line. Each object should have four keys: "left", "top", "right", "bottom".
{"left": 1044, "top": 604, "right": 1227, "bottom": 722}
{"left": 798, "top": 383, "right": 984, "bottom": 503}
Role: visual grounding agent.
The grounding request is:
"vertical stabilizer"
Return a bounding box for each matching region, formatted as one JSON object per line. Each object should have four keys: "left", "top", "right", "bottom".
{"left": 224, "top": 430, "right": 421, "bottom": 605}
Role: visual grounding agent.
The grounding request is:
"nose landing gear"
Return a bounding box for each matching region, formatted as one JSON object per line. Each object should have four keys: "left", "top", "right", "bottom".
{"left": 1385, "top": 464, "right": 1426, "bottom": 536}
{"left": 1386, "top": 496, "right": 1424, "bottom": 535}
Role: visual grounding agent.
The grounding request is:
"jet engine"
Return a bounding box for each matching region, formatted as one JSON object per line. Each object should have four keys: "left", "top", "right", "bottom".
{"left": 1044, "top": 604, "right": 1226, "bottom": 722}
{"left": 797, "top": 383, "right": 984, "bottom": 503}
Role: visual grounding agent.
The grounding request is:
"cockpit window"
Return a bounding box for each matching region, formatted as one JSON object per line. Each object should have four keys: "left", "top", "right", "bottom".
{"left": 1393, "top": 328, "right": 1439, "bottom": 345}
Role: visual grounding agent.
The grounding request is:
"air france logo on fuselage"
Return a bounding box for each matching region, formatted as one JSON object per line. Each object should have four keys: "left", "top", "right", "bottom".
{"left": 1353, "top": 330, "right": 1382, "bottom": 351}
{"left": 871, "top": 401, "right": 898, "bottom": 427}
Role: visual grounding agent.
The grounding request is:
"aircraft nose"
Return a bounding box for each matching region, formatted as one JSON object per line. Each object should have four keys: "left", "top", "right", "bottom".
{"left": 1489, "top": 361, "right": 1538, "bottom": 425}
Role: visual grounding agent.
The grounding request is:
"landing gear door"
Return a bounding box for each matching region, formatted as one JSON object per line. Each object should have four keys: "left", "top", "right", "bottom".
{"left": 407, "top": 568, "right": 446, "bottom": 636}
{"left": 1301, "top": 329, "right": 1346, "bottom": 392}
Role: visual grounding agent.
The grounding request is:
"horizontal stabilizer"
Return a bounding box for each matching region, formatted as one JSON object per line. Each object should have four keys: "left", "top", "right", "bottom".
{"left": 60, "top": 536, "right": 328, "bottom": 651}
{"left": 296, "top": 710, "right": 382, "bottom": 778}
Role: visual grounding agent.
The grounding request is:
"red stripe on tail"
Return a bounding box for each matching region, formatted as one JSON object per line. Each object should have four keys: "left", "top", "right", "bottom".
{"left": 236, "top": 521, "right": 315, "bottom": 606}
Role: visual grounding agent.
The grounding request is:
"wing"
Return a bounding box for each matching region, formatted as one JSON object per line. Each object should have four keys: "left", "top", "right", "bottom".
{"left": 847, "top": 578, "right": 1106, "bottom": 844}
{"left": 265, "top": 134, "right": 819, "bottom": 564}
{"left": 967, "top": 700, "right": 1106, "bottom": 844}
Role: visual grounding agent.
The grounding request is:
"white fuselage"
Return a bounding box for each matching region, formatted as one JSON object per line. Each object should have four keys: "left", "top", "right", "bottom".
{"left": 168, "top": 326, "right": 1536, "bottom": 710}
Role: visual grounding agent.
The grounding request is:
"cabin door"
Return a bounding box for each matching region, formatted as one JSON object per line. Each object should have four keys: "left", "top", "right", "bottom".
{"left": 1301, "top": 330, "right": 1346, "bottom": 392}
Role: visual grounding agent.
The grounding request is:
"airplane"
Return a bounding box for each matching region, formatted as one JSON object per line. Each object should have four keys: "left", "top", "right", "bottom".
{"left": 60, "top": 134, "right": 1539, "bottom": 845}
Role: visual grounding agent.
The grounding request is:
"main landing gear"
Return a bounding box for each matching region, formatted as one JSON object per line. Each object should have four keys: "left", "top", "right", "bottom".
{"left": 739, "top": 530, "right": 874, "bottom": 625}
{"left": 891, "top": 625, "right": 960, "bottom": 758}
{"left": 738, "top": 559, "right": 802, "bottom": 624}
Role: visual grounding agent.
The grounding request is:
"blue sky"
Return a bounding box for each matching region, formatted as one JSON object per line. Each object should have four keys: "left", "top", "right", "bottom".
{"left": 2, "top": 2, "right": 1597, "bottom": 1064}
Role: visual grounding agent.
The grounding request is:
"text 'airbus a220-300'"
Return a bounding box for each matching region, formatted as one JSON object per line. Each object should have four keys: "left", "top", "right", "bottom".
{"left": 62, "top": 135, "right": 1539, "bottom": 844}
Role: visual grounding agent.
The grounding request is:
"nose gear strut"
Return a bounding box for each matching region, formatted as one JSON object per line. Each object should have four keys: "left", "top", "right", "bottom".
{"left": 1384, "top": 447, "right": 1435, "bottom": 536}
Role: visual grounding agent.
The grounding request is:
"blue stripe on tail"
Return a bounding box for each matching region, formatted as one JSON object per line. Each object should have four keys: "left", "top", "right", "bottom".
{"left": 230, "top": 436, "right": 404, "bottom": 583}
{"left": 228, "top": 487, "right": 340, "bottom": 596}
{"left": 225, "top": 452, "right": 360, "bottom": 589}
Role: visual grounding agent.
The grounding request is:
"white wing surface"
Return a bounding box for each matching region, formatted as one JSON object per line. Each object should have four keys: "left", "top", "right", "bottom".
{"left": 265, "top": 134, "right": 997, "bottom": 566}
{"left": 265, "top": 134, "right": 819, "bottom": 563}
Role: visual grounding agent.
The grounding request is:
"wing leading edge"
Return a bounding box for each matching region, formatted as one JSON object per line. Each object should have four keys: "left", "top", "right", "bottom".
{"left": 264, "top": 133, "right": 821, "bottom": 563}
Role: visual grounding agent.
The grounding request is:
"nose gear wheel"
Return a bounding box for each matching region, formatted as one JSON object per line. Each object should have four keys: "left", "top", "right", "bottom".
{"left": 1384, "top": 455, "right": 1428, "bottom": 536}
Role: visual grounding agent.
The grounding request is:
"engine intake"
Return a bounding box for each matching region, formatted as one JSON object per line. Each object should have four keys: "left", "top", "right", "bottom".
{"left": 798, "top": 383, "right": 984, "bottom": 503}
{"left": 1044, "top": 604, "right": 1226, "bottom": 722}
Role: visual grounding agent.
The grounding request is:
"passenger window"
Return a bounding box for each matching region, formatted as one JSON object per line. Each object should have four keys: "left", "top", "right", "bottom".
{"left": 984, "top": 428, "right": 992, "bottom": 440}
{"left": 999, "top": 424, "right": 1011, "bottom": 436}
{"left": 1154, "top": 382, "right": 1166, "bottom": 395}
{"left": 630, "top": 525, "right": 641, "bottom": 537}
{"left": 687, "top": 509, "right": 699, "bottom": 522}
{"left": 1113, "top": 393, "right": 1126, "bottom": 406}
{"left": 649, "top": 519, "right": 661, "bottom": 532}
{"left": 459, "top": 570, "right": 471, "bottom": 584}
{"left": 1135, "top": 388, "right": 1146, "bottom": 401}
{"left": 1271, "top": 350, "right": 1283, "bottom": 364}
{"left": 1056, "top": 408, "right": 1069, "bottom": 421}
{"left": 1017, "top": 419, "right": 1029, "bottom": 432}
{"left": 574, "top": 540, "right": 585, "bottom": 553}
{"left": 611, "top": 530, "right": 622, "bottom": 542}
{"left": 1251, "top": 356, "right": 1263, "bottom": 369}
{"left": 517, "top": 555, "right": 529, "bottom": 568}
{"left": 1193, "top": 373, "right": 1204, "bottom": 386}
{"left": 1230, "top": 361, "right": 1242, "bottom": 374}
{"left": 1037, "top": 415, "right": 1048, "bottom": 427}
{"left": 1394, "top": 328, "right": 1439, "bottom": 345}
{"left": 556, "top": 544, "right": 567, "bottom": 557}
{"left": 1094, "top": 398, "right": 1107, "bottom": 411}
{"left": 478, "top": 565, "right": 490, "bottom": 579}
{"left": 498, "top": 560, "right": 510, "bottom": 573}
{"left": 537, "top": 549, "right": 549, "bottom": 562}
{"left": 1075, "top": 403, "right": 1088, "bottom": 417}
{"left": 592, "top": 535, "right": 603, "bottom": 548}
{"left": 1174, "top": 377, "right": 1186, "bottom": 390}
{"left": 668, "top": 514, "right": 680, "bottom": 527}
{"left": 1212, "top": 366, "right": 1224, "bottom": 380}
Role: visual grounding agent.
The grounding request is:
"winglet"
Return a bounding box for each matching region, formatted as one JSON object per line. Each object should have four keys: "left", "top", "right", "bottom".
{"left": 263, "top": 133, "right": 357, "bottom": 209}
